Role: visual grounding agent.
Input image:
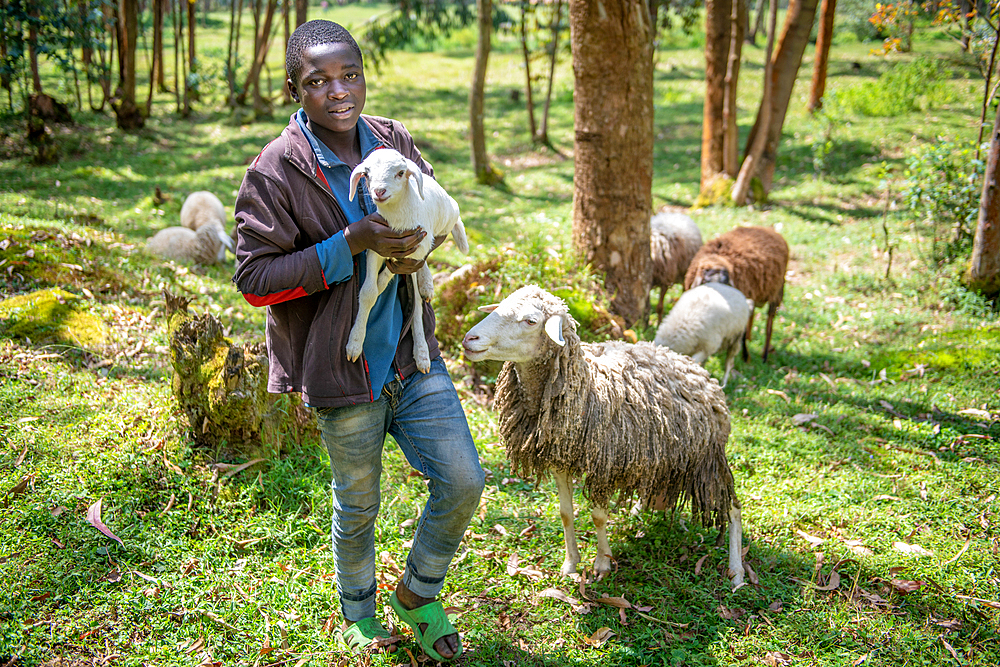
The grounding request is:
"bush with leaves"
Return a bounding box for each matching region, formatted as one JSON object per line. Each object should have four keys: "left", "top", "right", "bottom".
{"left": 902, "top": 138, "right": 984, "bottom": 263}
{"left": 833, "top": 57, "right": 955, "bottom": 117}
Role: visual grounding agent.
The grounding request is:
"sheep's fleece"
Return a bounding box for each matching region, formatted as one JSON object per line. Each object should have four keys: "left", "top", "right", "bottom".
{"left": 464, "top": 286, "right": 738, "bottom": 523}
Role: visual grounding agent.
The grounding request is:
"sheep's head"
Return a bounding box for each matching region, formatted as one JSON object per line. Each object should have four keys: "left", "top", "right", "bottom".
{"left": 689, "top": 254, "right": 734, "bottom": 287}
{"left": 348, "top": 149, "right": 424, "bottom": 205}
{"left": 462, "top": 286, "right": 577, "bottom": 363}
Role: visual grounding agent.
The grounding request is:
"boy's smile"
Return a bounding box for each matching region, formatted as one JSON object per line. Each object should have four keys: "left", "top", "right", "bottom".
{"left": 288, "top": 42, "right": 366, "bottom": 151}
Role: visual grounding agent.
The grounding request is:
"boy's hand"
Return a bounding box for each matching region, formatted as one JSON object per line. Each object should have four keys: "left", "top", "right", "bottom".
{"left": 344, "top": 213, "right": 426, "bottom": 258}
{"left": 386, "top": 235, "right": 447, "bottom": 275}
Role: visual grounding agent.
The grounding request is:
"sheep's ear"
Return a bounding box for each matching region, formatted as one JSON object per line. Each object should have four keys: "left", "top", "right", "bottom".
{"left": 406, "top": 161, "right": 425, "bottom": 200}
{"left": 477, "top": 303, "right": 499, "bottom": 313}
{"left": 544, "top": 314, "right": 565, "bottom": 347}
{"left": 348, "top": 165, "right": 366, "bottom": 202}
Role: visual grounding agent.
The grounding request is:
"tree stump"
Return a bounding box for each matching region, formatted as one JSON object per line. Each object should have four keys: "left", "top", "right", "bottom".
{"left": 164, "top": 291, "right": 315, "bottom": 459}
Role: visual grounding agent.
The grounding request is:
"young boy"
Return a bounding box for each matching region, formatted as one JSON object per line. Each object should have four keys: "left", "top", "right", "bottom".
{"left": 233, "top": 20, "right": 484, "bottom": 661}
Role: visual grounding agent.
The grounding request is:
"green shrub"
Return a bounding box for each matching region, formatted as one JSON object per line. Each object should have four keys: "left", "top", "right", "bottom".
{"left": 901, "top": 138, "right": 984, "bottom": 263}
{"left": 833, "top": 57, "right": 955, "bottom": 117}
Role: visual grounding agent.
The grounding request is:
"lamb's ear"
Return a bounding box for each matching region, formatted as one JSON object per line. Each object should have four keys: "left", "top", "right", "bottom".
{"left": 348, "top": 165, "right": 366, "bottom": 202}
{"left": 544, "top": 314, "right": 565, "bottom": 347}
{"left": 406, "top": 161, "right": 425, "bottom": 200}
{"left": 477, "top": 303, "right": 499, "bottom": 313}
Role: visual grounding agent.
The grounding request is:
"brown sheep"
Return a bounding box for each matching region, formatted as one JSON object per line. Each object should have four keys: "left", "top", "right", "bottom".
{"left": 683, "top": 226, "right": 789, "bottom": 362}
{"left": 650, "top": 211, "right": 703, "bottom": 326}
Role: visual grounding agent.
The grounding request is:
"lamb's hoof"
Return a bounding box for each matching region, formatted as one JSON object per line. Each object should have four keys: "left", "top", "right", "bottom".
{"left": 593, "top": 557, "right": 612, "bottom": 577}
{"left": 345, "top": 338, "right": 363, "bottom": 362}
{"left": 560, "top": 561, "right": 578, "bottom": 576}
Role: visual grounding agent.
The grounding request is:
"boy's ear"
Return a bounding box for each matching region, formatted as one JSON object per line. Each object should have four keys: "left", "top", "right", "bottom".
{"left": 286, "top": 79, "right": 299, "bottom": 103}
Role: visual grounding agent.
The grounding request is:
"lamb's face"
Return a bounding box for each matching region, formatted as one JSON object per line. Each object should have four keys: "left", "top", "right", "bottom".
{"left": 349, "top": 150, "right": 422, "bottom": 205}
{"left": 462, "top": 286, "right": 568, "bottom": 363}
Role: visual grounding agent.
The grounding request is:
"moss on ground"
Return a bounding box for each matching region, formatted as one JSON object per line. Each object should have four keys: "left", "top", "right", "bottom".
{"left": 0, "top": 287, "right": 107, "bottom": 349}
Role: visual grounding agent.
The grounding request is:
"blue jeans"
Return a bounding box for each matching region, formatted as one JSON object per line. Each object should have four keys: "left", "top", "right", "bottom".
{"left": 316, "top": 356, "right": 485, "bottom": 622}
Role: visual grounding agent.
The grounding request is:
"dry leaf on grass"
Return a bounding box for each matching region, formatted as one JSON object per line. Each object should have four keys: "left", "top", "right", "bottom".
{"left": 941, "top": 636, "right": 961, "bottom": 660}
{"left": 716, "top": 605, "right": 744, "bottom": 620}
{"left": 211, "top": 459, "right": 264, "bottom": 479}
{"left": 844, "top": 540, "right": 874, "bottom": 557}
{"left": 582, "top": 627, "right": 615, "bottom": 647}
{"left": 539, "top": 588, "right": 591, "bottom": 614}
{"left": 795, "top": 529, "right": 825, "bottom": 546}
{"left": 893, "top": 541, "right": 934, "bottom": 557}
{"left": 694, "top": 553, "right": 709, "bottom": 575}
{"left": 86, "top": 498, "right": 124, "bottom": 546}
{"left": 506, "top": 554, "right": 545, "bottom": 581}
{"left": 763, "top": 651, "right": 792, "bottom": 666}
{"left": 792, "top": 413, "right": 818, "bottom": 426}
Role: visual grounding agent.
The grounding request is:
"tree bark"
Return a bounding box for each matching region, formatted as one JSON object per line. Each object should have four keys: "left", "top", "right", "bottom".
{"left": 570, "top": 0, "right": 654, "bottom": 325}
{"left": 741, "top": 0, "right": 820, "bottom": 195}
{"left": 967, "top": 100, "right": 1000, "bottom": 296}
{"left": 748, "top": 0, "right": 766, "bottom": 43}
{"left": 731, "top": 0, "right": 777, "bottom": 204}
{"left": 808, "top": 0, "right": 836, "bottom": 112}
{"left": 538, "top": 0, "right": 564, "bottom": 146}
{"left": 723, "top": 0, "right": 746, "bottom": 176}
{"left": 113, "top": 0, "right": 145, "bottom": 129}
{"left": 471, "top": 0, "right": 502, "bottom": 184}
{"left": 519, "top": 0, "right": 538, "bottom": 141}
{"left": 281, "top": 0, "right": 291, "bottom": 104}
{"left": 28, "top": 11, "right": 42, "bottom": 93}
{"left": 187, "top": 0, "right": 198, "bottom": 102}
{"left": 701, "top": 0, "right": 731, "bottom": 188}
{"left": 295, "top": 0, "right": 307, "bottom": 28}
{"left": 152, "top": 0, "right": 166, "bottom": 90}
{"left": 236, "top": 0, "right": 278, "bottom": 112}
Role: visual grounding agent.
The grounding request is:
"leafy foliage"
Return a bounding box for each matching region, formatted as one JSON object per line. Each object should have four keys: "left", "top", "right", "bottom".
{"left": 901, "top": 138, "right": 984, "bottom": 262}
{"left": 832, "top": 56, "right": 956, "bottom": 117}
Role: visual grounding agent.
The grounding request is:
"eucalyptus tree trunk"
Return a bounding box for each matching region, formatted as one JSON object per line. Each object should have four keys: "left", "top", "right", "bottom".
{"left": 701, "top": 0, "right": 731, "bottom": 188}
{"left": 723, "top": 0, "right": 746, "bottom": 175}
{"left": 470, "top": 0, "right": 502, "bottom": 184}
{"left": 747, "top": 0, "right": 766, "bottom": 44}
{"left": 740, "top": 0, "right": 820, "bottom": 195}
{"left": 153, "top": 0, "right": 166, "bottom": 90}
{"left": 570, "top": 0, "right": 654, "bottom": 325}
{"left": 966, "top": 101, "right": 1000, "bottom": 296}
{"left": 295, "top": 0, "right": 307, "bottom": 27}
{"left": 537, "top": 0, "right": 564, "bottom": 146}
{"left": 113, "top": 0, "right": 144, "bottom": 129}
{"left": 236, "top": 0, "right": 278, "bottom": 113}
{"left": 808, "top": 0, "right": 836, "bottom": 112}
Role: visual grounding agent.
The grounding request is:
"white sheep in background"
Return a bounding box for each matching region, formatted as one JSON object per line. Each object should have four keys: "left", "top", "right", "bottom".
{"left": 463, "top": 286, "right": 745, "bottom": 588}
{"left": 650, "top": 211, "right": 703, "bottom": 326}
{"left": 654, "top": 282, "right": 752, "bottom": 388}
{"left": 347, "top": 149, "right": 468, "bottom": 373}
{"left": 146, "top": 224, "right": 226, "bottom": 265}
{"left": 180, "top": 191, "right": 234, "bottom": 263}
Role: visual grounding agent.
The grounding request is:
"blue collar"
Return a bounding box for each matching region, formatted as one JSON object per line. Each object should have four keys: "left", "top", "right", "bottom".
{"left": 295, "top": 109, "right": 382, "bottom": 169}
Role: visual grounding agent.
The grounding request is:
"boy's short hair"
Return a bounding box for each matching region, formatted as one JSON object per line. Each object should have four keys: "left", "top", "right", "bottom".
{"left": 286, "top": 20, "right": 364, "bottom": 85}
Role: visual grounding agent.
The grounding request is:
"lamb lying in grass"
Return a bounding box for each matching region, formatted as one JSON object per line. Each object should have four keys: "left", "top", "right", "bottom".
{"left": 346, "top": 148, "right": 468, "bottom": 372}
{"left": 463, "top": 286, "right": 745, "bottom": 588}
{"left": 179, "top": 191, "right": 234, "bottom": 263}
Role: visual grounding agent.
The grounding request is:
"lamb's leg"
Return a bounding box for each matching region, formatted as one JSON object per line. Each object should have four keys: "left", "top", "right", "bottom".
{"left": 346, "top": 253, "right": 383, "bottom": 362}
{"left": 591, "top": 504, "right": 613, "bottom": 576}
{"left": 728, "top": 503, "right": 746, "bottom": 589}
{"left": 409, "top": 274, "right": 431, "bottom": 373}
{"left": 415, "top": 263, "right": 434, "bottom": 301}
{"left": 763, "top": 302, "right": 777, "bottom": 362}
{"left": 721, "top": 336, "right": 740, "bottom": 387}
{"left": 554, "top": 470, "right": 580, "bottom": 576}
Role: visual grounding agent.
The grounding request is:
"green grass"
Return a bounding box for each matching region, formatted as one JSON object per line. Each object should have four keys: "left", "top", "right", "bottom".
{"left": 1, "top": 6, "right": 999, "bottom": 666}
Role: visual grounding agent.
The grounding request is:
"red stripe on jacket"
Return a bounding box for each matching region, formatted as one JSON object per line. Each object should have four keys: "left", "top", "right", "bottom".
{"left": 242, "top": 287, "right": 309, "bottom": 307}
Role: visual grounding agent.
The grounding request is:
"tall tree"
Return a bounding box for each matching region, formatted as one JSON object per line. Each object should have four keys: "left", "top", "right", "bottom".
{"left": 112, "top": 0, "right": 144, "bottom": 128}
{"left": 187, "top": 0, "right": 198, "bottom": 102}
{"left": 723, "top": 0, "right": 746, "bottom": 175}
{"left": 295, "top": 0, "right": 306, "bottom": 27}
{"left": 967, "top": 99, "right": 1000, "bottom": 296}
{"left": 236, "top": 0, "right": 278, "bottom": 114}
{"left": 808, "top": 0, "right": 836, "bottom": 112}
{"left": 470, "top": 0, "right": 502, "bottom": 184}
{"left": 731, "top": 0, "right": 776, "bottom": 203}
{"left": 152, "top": 0, "right": 166, "bottom": 90}
{"left": 739, "top": 0, "right": 820, "bottom": 196}
{"left": 701, "top": 0, "right": 731, "bottom": 188}
{"left": 570, "top": 0, "right": 654, "bottom": 325}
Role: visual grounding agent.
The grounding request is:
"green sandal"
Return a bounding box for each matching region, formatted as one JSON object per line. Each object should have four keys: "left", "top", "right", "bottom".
{"left": 337, "top": 616, "right": 398, "bottom": 654}
{"left": 389, "top": 591, "right": 463, "bottom": 662}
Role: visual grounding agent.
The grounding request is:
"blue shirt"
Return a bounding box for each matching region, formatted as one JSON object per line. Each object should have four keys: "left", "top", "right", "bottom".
{"left": 298, "top": 110, "right": 403, "bottom": 400}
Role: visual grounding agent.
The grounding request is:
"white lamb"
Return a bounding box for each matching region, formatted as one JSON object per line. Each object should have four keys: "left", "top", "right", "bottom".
{"left": 346, "top": 149, "right": 468, "bottom": 373}
{"left": 463, "top": 286, "right": 745, "bottom": 588}
{"left": 180, "top": 191, "right": 234, "bottom": 263}
{"left": 654, "top": 282, "right": 752, "bottom": 388}
{"left": 146, "top": 224, "right": 226, "bottom": 265}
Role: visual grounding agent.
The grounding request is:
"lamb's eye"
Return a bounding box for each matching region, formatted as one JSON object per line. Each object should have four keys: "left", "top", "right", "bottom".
{"left": 396, "top": 170, "right": 405, "bottom": 178}
{"left": 523, "top": 317, "right": 538, "bottom": 326}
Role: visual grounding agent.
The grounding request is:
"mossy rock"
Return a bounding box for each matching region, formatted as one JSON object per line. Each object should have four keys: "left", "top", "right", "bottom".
{"left": 0, "top": 287, "right": 107, "bottom": 349}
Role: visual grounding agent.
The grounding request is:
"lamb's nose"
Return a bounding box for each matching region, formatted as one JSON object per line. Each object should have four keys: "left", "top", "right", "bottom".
{"left": 462, "top": 333, "right": 478, "bottom": 347}
{"left": 374, "top": 188, "right": 386, "bottom": 198}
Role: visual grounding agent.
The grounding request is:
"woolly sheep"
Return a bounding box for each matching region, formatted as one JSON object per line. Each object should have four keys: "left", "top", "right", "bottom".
{"left": 650, "top": 211, "right": 703, "bottom": 326}
{"left": 180, "top": 191, "right": 234, "bottom": 263}
{"left": 684, "top": 226, "right": 788, "bottom": 362}
{"left": 146, "top": 223, "right": 227, "bottom": 265}
{"left": 346, "top": 149, "right": 468, "bottom": 373}
{"left": 462, "top": 286, "right": 745, "bottom": 588}
{"left": 654, "top": 282, "right": 752, "bottom": 388}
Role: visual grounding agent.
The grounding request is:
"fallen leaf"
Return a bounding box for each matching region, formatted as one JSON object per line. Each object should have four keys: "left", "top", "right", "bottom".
{"left": 958, "top": 408, "right": 991, "bottom": 419}
{"left": 596, "top": 595, "right": 631, "bottom": 609}
{"left": 694, "top": 553, "right": 709, "bottom": 575}
{"left": 49, "top": 505, "right": 68, "bottom": 518}
{"left": 795, "top": 529, "right": 825, "bottom": 546}
{"left": 86, "top": 499, "right": 124, "bottom": 547}
{"left": 492, "top": 524, "right": 509, "bottom": 537}
{"left": 212, "top": 459, "right": 264, "bottom": 479}
{"left": 844, "top": 540, "right": 874, "bottom": 557}
{"left": 717, "top": 604, "right": 744, "bottom": 620}
{"left": 792, "top": 413, "right": 818, "bottom": 426}
{"left": 940, "top": 636, "right": 960, "bottom": 661}
{"left": 763, "top": 651, "right": 792, "bottom": 666}
{"left": 582, "top": 626, "right": 615, "bottom": 647}
{"left": 30, "top": 592, "right": 51, "bottom": 602}
{"left": 852, "top": 653, "right": 871, "bottom": 666}
{"left": 185, "top": 637, "right": 205, "bottom": 654}
{"left": 816, "top": 570, "right": 841, "bottom": 591}
{"left": 893, "top": 541, "right": 933, "bottom": 557}
{"left": 766, "top": 389, "right": 790, "bottom": 403}
{"left": 933, "top": 618, "right": 962, "bottom": 631}
{"left": 889, "top": 578, "right": 925, "bottom": 594}
{"left": 768, "top": 600, "right": 783, "bottom": 612}
{"left": 539, "top": 587, "right": 591, "bottom": 614}
{"left": 872, "top": 495, "right": 900, "bottom": 502}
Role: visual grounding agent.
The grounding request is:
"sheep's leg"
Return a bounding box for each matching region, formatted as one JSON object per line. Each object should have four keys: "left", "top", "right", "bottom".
{"left": 375, "top": 264, "right": 395, "bottom": 294}
{"left": 655, "top": 288, "right": 666, "bottom": 327}
{"left": 410, "top": 274, "right": 431, "bottom": 373}
{"left": 554, "top": 470, "right": 580, "bottom": 576}
{"left": 744, "top": 308, "right": 756, "bottom": 343}
{"left": 763, "top": 302, "right": 777, "bottom": 362}
{"left": 691, "top": 351, "right": 708, "bottom": 366}
{"left": 346, "top": 253, "right": 383, "bottom": 362}
{"left": 415, "top": 263, "right": 434, "bottom": 301}
{"left": 721, "top": 335, "right": 740, "bottom": 387}
{"left": 728, "top": 503, "right": 746, "bottom": 589}
{"left": 591, "top": 504, "right": 613, "bottom": 576}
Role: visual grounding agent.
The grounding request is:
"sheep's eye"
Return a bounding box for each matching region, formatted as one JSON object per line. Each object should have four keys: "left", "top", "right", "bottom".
{"left": 396, "top": 170, "right": 405, "bottom": 178}
{"left": 523, "top": 317, "right": 538, "bottom": 326}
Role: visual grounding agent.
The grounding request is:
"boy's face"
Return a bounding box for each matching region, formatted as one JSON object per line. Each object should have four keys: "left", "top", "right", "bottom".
{"left": 288, "top": 42, "right": 366, "bottom": 139}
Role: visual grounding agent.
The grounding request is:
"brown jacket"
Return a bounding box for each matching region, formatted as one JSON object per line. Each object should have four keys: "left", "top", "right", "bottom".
{"left": 233, "top": 113, "right": 440, "bottom": 407}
